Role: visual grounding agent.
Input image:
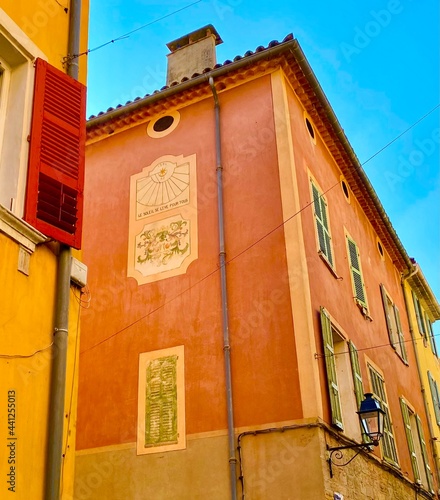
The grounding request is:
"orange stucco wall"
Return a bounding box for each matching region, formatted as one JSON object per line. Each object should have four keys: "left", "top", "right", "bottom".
{"left": 77, "top": 75, "right": 302, "bottom": 450}
{"left": 283, "top": 81, "right": 432, "bottom": 482}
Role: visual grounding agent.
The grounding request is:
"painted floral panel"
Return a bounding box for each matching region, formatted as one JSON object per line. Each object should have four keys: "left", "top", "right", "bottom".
{"left": 135, "top": 216, "right": 190, "bottom": 276}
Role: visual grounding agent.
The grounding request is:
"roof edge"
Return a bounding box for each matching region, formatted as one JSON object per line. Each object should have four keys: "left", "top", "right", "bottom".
{"left": 86, "top": 35, "right": 416, "bottom": 282}
{"left": 87, "top": 34, "right": 296, "bottom": 129}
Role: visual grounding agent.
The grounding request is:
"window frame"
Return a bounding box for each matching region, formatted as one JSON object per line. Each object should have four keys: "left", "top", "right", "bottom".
{"left": 0, "top": 11, "right": 45, "bottom": 217}
{"left": 137, "top": 345, "right": 186, "bottom": 455}
{"left": 346, "top": 233, "right": 368, "bottom": 309}
{"left": 425, "top": 312, "right": 438, "bottom": 356}
{"left": 310, "top": 178, "right": 334, "bottom": 270}
{"left": 368, "top": 364, "right": 399, "bottom": 467}
{"left": 320, "top": 307, "right": 364, "bottom": 441}
{"left": 412, "top": 291, "right": 427, "bottom": 340}
{"left": 428, "top": 371, "right": 440, "bottom": 426}
{"left": 400, "top": 397, "right": 434, "bottom": 492}
{"left": 380, "top": 284, "right": 408, "bottom": 363}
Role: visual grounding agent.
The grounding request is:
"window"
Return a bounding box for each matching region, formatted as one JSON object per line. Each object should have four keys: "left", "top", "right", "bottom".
{"left": 425, "top": 312, "right": 437, "bottom": 356}
{"left": 147, "top": 110, "right": 180, "bottom": 138}
{"left": 346, "top": 235, "right": 368, "bottom": 308}
{"left": 24, "top": 58, "right": 86, "bottom": 249}
{"left": 412, "top": 292, "right": 438, "bottom": 356}
{"left": 428, "top": 371, "right": 440, "bottom": 426}
{"left": 320, "top": 307, "right": 364, "bottom": 440}
{"left": 311, "top": 180, "right": 334, "bottom": 267}
{"left": 0, "top": 57, "right": 10, "bottom": 168}
{"left": 0, "top": 12, "right": 45, "bottom": 216}
{"left": 400, "top": 398, "right": 434, "bottom": 492}
{"left": 368, "top": 365, "right": 398, "bottom": 466}
{"left": 380, "top": 284, "right": 408, "bottom": 362}
{"left": 137, "top": 345, "right": 186, "bottom": 455}
{"left": 412, "top": 291, "right": 427, "bottom": 339}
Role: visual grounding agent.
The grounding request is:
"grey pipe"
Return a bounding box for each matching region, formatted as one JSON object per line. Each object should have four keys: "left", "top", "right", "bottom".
{"left": 45, "top": 246, "right": 71, "bottom": 500}
{"left": 66, "top": 0, "right": 81, "bottom": 80}
{"left": 209, "top": 76, "right": 237, "bottom": 500}
{"left": 45, "top": 2, "right": 81, "bottom": 498}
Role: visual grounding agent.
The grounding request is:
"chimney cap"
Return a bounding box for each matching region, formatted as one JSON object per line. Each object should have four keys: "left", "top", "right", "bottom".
{"left": 166, "top": 25, "right": 223, "bottom": 53}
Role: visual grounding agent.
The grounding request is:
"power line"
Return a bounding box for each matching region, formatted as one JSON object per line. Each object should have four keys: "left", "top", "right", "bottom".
{"left": 362, "top": 103, "right": 440, "bottom": 166}
{"left": 315, "top": 332, "right": 439, "bottom": 360}
{"left": 80, "top": 104, "right": 439, "bottom": 355}
{"left": 70, "top": 0, "right": 203, "bottom": 60}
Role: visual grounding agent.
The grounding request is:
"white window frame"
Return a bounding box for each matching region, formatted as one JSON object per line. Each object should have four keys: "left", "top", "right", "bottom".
{"left": 0, "top": 9, "right": 46, "bottom": 217}
{"left": 320, "top": 307, "right": 363, "bottom": 441}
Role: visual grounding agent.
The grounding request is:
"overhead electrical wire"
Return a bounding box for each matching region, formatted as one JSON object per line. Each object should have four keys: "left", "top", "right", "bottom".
{"left": 315, "top": 332, "right": 439, "bottom": 360}
{"left": 79, "top": 105, "right": 439, "bottom": 356}
{"left": 362, "top": 103, "right": 440, "bottom": 166}
{"left": 69, "top": 0, "right": 203, "bottom": 60}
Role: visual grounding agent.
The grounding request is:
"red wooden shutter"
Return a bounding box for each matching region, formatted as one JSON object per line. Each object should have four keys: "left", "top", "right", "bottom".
{"left": 24, "top": 58, "right": 86, "bottom": 249}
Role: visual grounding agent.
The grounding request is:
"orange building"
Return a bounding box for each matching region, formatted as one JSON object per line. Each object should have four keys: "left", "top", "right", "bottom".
{"left": 75, "top": 27, "right": 439, "bottom": 499}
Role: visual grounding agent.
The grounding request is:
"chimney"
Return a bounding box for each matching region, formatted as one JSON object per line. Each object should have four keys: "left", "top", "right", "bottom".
{"left": 166, "top": 25, "right": 223, "bottom": 86}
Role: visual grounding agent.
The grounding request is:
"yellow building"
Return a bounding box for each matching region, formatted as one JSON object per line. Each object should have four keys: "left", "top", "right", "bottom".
{"left": 0, "top": 2, "right": 88, "bottom": 499}
{"left": 403, "top": 263, "right": 440, "bottom": 487}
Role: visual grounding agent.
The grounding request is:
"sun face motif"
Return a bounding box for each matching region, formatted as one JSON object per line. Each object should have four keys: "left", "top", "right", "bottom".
{"left": 136, "top": 161, "right": 190, "bottom": 207}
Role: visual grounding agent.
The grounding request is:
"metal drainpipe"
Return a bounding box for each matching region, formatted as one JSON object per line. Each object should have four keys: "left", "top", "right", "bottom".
{"left": 209, "top": 76, "right": 237, "bottom": 500}
{"left": 401, "top": 265, "right": 440, "bottom": 486}
{"left": 45, "top": 2, "right": 81, "bottom": 499}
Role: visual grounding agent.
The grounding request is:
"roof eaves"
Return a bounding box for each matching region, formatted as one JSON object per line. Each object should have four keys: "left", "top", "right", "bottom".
{"left": 86, "top": 34, "right": 295, "bottom": 129}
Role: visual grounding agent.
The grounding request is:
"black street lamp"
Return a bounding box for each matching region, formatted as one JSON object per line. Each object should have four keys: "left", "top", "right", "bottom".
{"left": 327, "top": 393, "right": 386, "bottom": 477}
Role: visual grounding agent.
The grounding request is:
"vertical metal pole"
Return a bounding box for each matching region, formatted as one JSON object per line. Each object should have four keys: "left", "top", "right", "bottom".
{"left": 46, "top": 246, "right": 71, "bottom": 500}
{"left": 209, "top": 76, "right": 237, "bottom": 500}
{"left": 45, "top": 2, "right": 81, "bottom": 498}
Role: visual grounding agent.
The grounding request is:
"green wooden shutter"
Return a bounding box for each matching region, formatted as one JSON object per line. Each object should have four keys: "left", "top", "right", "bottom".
{"left": 349, "top": 342, "right": 370, "bottom": 442}
{"left": 312, "top": 182, "right": 333, "bottom": 266}
{"left": 428, "top": 371, "right": 440, "bottom": 425}
{"left": 400, "top": 398, "right": 421, "bottom": 481}
{"left": 349, "top": 342, "right": 364, "bottom": 409}
{"left": 412, "top": 291, "right": 426, "bottom": 338}
{"left": 380, "top": 284, "right": 395, "bottom": 346}
{"left": 394, "top": 306, "right": 408, "bottom": 362}
{"left": 369, "top": 367, "right": 399, "bottom": 465}
{"left": 425, "top": 314, "right": 438, "bottom": 356}
{"left": 320, "top": 197, "right": 333, "bottom": 266}
{"left": 347, "top": 238, "right": 367, "bottom": 306}
{"left": 145, "top": 355, "right": 178, "bottom": 447}
{"left": 416, "top": 414, "right": 434, "bottom": 492}
{"left": 320, "top": 307, "right": 343, "bottom": 429}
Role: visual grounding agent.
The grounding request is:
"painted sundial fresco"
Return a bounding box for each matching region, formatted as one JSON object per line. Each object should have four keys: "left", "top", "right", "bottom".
{"left": 128, "top": 154, "right": 198, "bottom": 285}
{"left": 136, "top": 160, "right": 190, "bottom": 218}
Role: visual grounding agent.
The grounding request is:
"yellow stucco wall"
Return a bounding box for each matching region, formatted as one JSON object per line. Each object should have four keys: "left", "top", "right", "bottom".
{"left": 0, "top": 2, "right": 88, "bottom": 498}
{"left": 1, "top": 1, "right": 89, "bottom": 83}
{"left": 0, "top": 233, "right": 82, "bottom": 499}
{"left": 403, "top": 280, "right": 440, "bottom": 483}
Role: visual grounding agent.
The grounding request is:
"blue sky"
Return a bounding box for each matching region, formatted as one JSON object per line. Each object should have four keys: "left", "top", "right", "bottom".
{"left": 86, "top": 0, "right": 439, "bottom": 327}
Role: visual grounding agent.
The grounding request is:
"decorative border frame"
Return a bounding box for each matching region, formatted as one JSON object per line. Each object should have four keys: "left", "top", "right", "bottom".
{"left": 137, "top": 345, "right": 186, "bottom": 455}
